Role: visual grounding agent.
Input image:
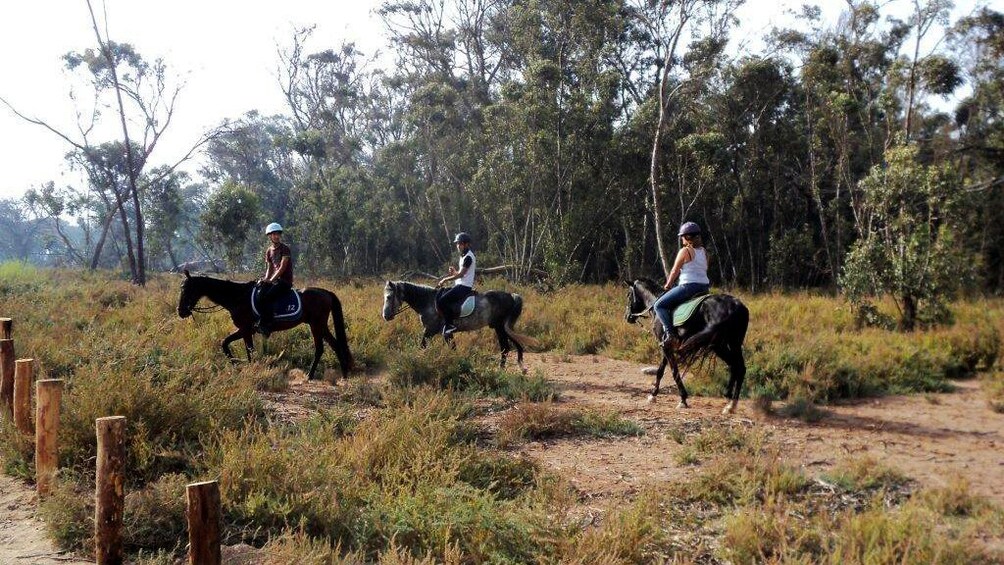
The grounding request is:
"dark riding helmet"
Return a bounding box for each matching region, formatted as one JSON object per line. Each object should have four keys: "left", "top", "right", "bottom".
{"left": 453, "top": 232, "right": 472, "bottom": 244}
{"left": 678, "top": 222, "right": 701, "bottom": 237}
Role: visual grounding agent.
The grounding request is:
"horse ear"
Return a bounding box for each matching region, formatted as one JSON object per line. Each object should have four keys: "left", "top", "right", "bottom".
{"left": 183, "top": 269, "right": 191, "bottom": 278}
{"left": 623, "top": 279, "right": 632, "bottom": 287}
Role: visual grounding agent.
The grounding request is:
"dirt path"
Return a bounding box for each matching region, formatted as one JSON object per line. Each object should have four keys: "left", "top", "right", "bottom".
{"left": 515, "top": 353, "right": 1004, "bottom": 506}
{"left": 2, "top": 352, "right": 1000, "bottom": 562}
{"left": 0, "top": 475, "right": 91, "bottom": 564}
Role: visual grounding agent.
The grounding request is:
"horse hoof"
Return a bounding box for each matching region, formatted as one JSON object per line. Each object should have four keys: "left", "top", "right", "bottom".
{"left": 647, "top": 395, "right": 656, "bottom": 404}
{"left": 677, "top": 401, "right": 688, "bottom": 409}
{"left": 722, "top": 402, "right": 736, "bottom": 415}
{"left": 641, "top": 366, "right": 659, "bottom": 375}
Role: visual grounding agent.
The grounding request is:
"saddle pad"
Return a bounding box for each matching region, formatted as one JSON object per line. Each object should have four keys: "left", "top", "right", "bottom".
{"left": 673, "top": 294, "right": 711, "bottom": 326}
{"left": 251, "top": 286, "right": 303, "bottom": 321}
{"left": 458, "top": 295, "right": 476, "bottom": 318}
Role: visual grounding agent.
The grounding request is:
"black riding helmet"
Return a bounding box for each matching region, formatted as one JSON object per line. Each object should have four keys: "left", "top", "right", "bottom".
{"left": 453, "top": 232, "right": 472, "bottom": 245}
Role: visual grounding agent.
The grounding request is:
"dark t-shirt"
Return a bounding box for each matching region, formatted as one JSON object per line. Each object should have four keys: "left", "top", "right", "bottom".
{"left": 265, "top": 242, "right": 293, "bottom": 285}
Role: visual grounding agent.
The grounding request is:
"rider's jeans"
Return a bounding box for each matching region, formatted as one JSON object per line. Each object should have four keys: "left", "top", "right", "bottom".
{"left": 654, "top": 283, "right": 710, "bottom": 330}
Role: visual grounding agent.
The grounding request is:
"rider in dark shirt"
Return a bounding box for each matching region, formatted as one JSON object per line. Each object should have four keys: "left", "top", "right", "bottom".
{"left": 257, "top": 222, "right": 293, "bottom": 336}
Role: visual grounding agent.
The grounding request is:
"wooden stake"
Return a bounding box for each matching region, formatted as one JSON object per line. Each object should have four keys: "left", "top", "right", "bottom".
{"left": 0, "top": 317, "right": 11, "bottom": 339}
{"left": 186, "top": 481, "right": 222, "bottom": 565}
{"left": 95, "top": 416, "right": 126, "bottom": 565}
{"left": 0, "top": 339, "right": 14, "bottom": 418}
{"left": 35, "top": 379, "right": 63, "bottom": 497}
{"left": 13, "top": 358, "right": 33, "bottom": 434}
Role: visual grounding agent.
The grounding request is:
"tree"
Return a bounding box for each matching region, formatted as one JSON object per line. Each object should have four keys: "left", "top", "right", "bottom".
{"left": 840, "top": 145, "right": 974, "bottom": 330}
{"left": 1, "top": 0, "right": 215, "bottom": 284}
{"left": 199, "top": 182, "right": 263, "bottom": 272}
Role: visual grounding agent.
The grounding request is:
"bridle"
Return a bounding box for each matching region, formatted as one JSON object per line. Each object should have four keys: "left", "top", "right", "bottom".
{"left": 387, "top": 285, "right": 410, "bottom": 317}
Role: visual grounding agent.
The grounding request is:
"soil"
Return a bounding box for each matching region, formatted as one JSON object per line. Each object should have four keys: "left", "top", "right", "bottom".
{"left": 2, "top": 352, "right": 1001, "bottom": 563}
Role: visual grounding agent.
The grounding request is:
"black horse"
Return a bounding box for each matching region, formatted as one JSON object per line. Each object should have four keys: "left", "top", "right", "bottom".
{"left": 625, "top": 278, "right": 749, "bottom": 413}
{"left": 177, "top": 271, "right": 353, "bottom": 380}
{"left": 381, "top": 280, "right": 537, "bottom": 370}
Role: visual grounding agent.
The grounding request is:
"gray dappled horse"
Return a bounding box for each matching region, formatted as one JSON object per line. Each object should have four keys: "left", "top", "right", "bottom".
{"left": 625, "top": 278, "right": 749, "bottom": 414}
{"left": 381, "top": 280, "right": 536, "bottom": 370}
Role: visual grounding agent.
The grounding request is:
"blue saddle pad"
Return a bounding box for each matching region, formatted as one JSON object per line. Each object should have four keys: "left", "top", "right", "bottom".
{"left": 251, "top": 286, "right": 303, "bottom": 322}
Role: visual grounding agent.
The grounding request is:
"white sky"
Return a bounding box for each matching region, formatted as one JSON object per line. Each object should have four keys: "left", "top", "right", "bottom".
{"left": 0, "top": 0, "right": 991, "bottom": 200}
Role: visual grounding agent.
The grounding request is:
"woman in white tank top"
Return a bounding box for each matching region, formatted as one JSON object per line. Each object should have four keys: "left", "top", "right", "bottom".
{"left": 653, "top": 222, "right": 711, "bottom": 336}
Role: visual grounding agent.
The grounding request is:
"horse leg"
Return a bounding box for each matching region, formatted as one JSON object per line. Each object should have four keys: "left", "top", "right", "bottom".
{"left": 714, "top": 341, "right": 744, "bottom": 415}
{"left": 494, "top": 326, "right": 510, "bottom": 368}
{"left": 222, "top": 330, "right": 243, "bottom": 363}
{"left": 242, "top": 330, "right": 255, "bottom": 362}
{"left": 649, "top": 356, "right": 668, "bottom": 403}
{"left": 667, "top": 353, "right": 688, "bottom": 408}
{"left": 420, "top": 327, "right": 437, "bottom": 349}
{"left": 307, "top": 329, "right": 324, "bottom": 381}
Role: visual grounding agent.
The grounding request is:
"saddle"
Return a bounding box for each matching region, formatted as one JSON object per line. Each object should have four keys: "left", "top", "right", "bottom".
{"left": 672, "top": 293, "right": 711, "bottom": 326}
{"left": 251, "top": 285, "right": 303, "bottom": 322}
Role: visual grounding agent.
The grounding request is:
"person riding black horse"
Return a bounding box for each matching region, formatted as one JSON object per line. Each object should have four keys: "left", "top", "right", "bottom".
{"left": 653, "top": 221, "right": 710, "bottom": 345}
{"left": 436, "top": 232, "right": 476, "bottom": 336}
{"left": 256, "top": 222, "right": 293, "bottom": 336}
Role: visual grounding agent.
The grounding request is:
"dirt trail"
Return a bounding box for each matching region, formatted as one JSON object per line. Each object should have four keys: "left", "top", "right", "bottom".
{"left": 0, "top": 475, "right": 91, "bottom": 564}
{"left": 2, "top": 352, "right": 1001, "bottom": 563}
{"left": 516, "top": 352, "right": 1004, "bottom": 506}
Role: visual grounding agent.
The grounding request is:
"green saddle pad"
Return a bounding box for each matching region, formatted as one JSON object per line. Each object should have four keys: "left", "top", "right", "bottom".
{"left": 673, "top": 294, "right": 711, "bottom": 326}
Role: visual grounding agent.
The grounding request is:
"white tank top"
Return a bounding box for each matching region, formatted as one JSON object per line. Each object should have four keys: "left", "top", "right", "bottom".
{"left": 679, "top": 247, "right": 709, "bottom": 285}
{"left": 456, "top": 250, "right": 476, "bottom": 287}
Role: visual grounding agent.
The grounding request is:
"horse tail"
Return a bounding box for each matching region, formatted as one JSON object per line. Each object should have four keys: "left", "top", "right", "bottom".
{"left": 504, "top": 293, "right": 540, "bottom": 349}
{"left": 325, "top": 290, "right": 354, "bottom": 376}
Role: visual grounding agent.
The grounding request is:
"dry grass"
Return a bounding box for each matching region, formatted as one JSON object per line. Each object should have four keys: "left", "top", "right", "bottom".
{"left": 0, "top": 267, "right": 1002, "bottom": 562}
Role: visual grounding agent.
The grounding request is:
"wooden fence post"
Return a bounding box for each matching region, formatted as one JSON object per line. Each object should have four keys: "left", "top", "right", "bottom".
{"left": 186, "top": 481, "right": 222, "bottom": 565}
{"left": 13, "top": 358, "right": 33, "bottom": 434}
{"left": 95, "top": 416, "right": 126, "bottom": 565}
{"left": 35, "top": 379, "right": 63, "bottom": 497}
{"left": 0, "top": 338, "right": 14, "bottom": 418}
{"left": 0, "top": 318, "right": 11, "bottom": 339}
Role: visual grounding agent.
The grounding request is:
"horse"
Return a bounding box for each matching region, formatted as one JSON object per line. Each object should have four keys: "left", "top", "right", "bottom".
{"left": 624, "top": 278, "right": 749, "bottom": 414}
{"left": 381, "top": 280, "right": 537, "bottom": 370}
{"left": 176, "top": 270, "right": 353, "bottom": 381}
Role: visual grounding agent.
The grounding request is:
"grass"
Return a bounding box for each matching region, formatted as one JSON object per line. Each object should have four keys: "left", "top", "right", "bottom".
{"left": 495, "top": 402, "right": 643, "bottom": 447}
{"left": 0, "top": 270, "right": 1002, "bottom": 562}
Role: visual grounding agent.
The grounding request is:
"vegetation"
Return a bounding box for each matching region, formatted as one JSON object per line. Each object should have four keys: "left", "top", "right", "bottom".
{"left": 1, "top": 2, "right": 1001, "bottom": 297}
{"left": 0, "top": 271, "right": 1000, "bottom": 562}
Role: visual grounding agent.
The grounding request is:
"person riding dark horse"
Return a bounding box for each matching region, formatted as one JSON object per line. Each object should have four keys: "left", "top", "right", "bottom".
{"left": 256, "top": 222, "right": 293, "bottom": 337}
{"left": 653, "top": 221, "right": 710, "bottom": 345}
{"left": 177, "top": 271, "right": 353, "bottom": 381}
{"left": 436, "top": 232, "right": 476, "bottom": 337}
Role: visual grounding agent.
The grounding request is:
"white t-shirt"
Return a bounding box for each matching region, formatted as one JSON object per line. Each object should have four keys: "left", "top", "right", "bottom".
{"left": 456, "top": 250, "right": 476, "bottom": 287}
{"left": 679, "top": 248, "right": 710, "bottom": 285}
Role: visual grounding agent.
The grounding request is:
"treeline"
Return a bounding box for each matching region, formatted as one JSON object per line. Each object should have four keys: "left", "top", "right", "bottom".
{"left": 2, "top": 1, "right": 1002, "bottom": 298}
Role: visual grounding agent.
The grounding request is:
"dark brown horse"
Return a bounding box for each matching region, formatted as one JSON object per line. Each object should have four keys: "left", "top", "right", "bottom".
{"left": 177, "top": 271, "right": 353, "bottom": 380}
{"left": 625, "top": 278, "right": 749, "bottom": 413}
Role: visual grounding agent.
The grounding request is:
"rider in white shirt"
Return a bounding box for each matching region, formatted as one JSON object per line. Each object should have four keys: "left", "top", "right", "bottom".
{"left": 436, "top": 232, "right": 476, "bottom": 336}
{"left": 653, "top": 222, "right": 711, "bottom": 341}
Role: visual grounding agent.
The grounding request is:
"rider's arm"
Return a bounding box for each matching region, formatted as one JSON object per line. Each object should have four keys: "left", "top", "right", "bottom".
{"left": 268, "top": 255, "right": 290, "bottom": 282}
{"left": 438, "top": 256, "right": 472, "bottom": 287}
{"left": 262, "top": 251, "right": 273, "bottom": 281}
{"left": 664, "top": 248, "right": 692, "bottom": 289}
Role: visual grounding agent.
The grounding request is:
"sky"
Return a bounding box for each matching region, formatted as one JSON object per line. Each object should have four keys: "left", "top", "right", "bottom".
{"left": 0, "top": 0, "right": 991, "bottom": 200}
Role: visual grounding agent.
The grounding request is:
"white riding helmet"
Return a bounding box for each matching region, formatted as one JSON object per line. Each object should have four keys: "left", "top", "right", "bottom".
{"left": 265, "top": 222, "right": 283, "bottom": 235}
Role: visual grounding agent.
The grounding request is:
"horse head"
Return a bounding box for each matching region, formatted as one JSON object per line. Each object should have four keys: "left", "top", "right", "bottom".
{"left": 625, "top": 279, "right": 660, "bottom": 324}
{"left": 382, "top": 280, "right": 401, "bottom": 321}
{"left": 177, "top": 270, "right": 200, "bottom": 318}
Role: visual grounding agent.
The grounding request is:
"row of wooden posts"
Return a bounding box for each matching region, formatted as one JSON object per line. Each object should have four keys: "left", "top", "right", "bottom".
{"left": 0, "top": 317, "right": 221, "bottom": 565}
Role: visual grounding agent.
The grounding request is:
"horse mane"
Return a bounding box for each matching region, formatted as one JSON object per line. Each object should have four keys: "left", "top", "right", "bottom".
{"left": 633, "top": 278, "right": 663, "bottom": 296}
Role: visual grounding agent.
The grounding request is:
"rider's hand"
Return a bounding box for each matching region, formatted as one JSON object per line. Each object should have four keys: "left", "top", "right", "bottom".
{"left": 663, "top": 281, "right": 672, "bottom": 290}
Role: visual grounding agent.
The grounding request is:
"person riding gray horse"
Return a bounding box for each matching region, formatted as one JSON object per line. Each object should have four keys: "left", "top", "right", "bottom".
{"left": 436, "top": 232, "right": 477, "bottom": 337}
{"left": 382, "top": 280, "right": 537, "bottom": 371}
